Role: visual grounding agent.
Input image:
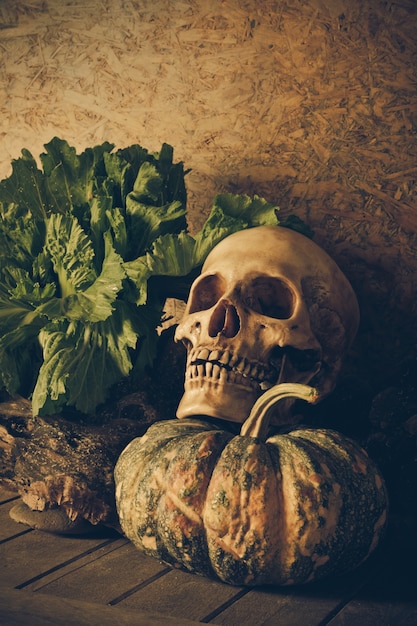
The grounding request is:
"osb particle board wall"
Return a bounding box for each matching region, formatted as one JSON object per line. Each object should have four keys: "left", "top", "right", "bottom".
{"left": 1, "top": 0, "right": 416, "bottom": 390}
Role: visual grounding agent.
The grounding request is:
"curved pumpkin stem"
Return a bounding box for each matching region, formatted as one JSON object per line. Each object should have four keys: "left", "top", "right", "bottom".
{"left": 240, "top": 383, "right": 319, "bottom": 441}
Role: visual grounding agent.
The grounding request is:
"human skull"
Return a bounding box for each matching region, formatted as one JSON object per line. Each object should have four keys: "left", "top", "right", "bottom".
{"left": 174, "top": 225, "right": 359, "bottom": 425}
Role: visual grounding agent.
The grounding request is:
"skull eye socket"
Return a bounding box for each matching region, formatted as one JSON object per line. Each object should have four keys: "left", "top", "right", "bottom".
{"left": 244, "top": 277, "right": 294, "bottom": 319}
{"left": 188, "top": 274, "right": 225, "bottom": 313}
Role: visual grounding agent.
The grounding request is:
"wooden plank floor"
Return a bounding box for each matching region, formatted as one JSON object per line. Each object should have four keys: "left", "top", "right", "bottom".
{"left": 1, "top": 486, "right": 416, "bottom": 626}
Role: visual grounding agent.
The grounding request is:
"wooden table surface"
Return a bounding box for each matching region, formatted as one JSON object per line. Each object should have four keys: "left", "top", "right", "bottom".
{"left": 1, "top": 485, "right": 416, "bottom": 626}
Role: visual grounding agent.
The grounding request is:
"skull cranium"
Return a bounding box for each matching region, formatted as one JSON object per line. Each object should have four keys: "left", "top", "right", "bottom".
{"left": 174, "top": 226, "right": 359, "bottom": 425}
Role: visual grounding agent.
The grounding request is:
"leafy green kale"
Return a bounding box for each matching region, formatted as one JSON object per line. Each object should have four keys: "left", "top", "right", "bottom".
{"left": 0, "top": 138, "right": 284, "bottom": 417}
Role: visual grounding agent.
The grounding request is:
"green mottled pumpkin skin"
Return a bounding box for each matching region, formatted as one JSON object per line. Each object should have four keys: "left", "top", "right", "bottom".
{"left": 114, "top": 419, "right": 388, "bottom": 586}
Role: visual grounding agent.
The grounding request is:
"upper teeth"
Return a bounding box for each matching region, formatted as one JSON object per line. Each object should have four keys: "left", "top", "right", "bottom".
{"left": 187, "top": 348, "right": 278, "bottom": 390}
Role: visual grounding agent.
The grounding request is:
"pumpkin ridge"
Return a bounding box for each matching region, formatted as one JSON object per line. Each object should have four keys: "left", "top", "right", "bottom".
{"left": 276, "top": 435, "right": 344, "bottom": 583}
{"left": 154, "top": 428, "right": 234, "bottom": 576}
{"left": 273, "top": 429, "right": 388, "bottom": 582}
{"left": 203, "top": 434, "right": 285, "bottom": 585}
{"left": 116, "top": 423, "right": 225, "bottom": 565}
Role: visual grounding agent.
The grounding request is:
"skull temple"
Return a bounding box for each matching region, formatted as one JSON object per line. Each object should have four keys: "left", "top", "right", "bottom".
{"left": 175, "top": 226, "right": 359, "bottom": 425}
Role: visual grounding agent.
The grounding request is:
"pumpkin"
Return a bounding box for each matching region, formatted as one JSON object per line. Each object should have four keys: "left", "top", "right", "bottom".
{"left": 114, "top": 383, "right": 388, "bottom": 586}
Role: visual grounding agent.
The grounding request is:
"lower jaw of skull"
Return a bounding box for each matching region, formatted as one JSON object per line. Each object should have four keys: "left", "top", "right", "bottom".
{"left": 175, "top": 355, "right": 322, "bottom": 426}
{"left": 175, "top": 345, "right": 323, "bottom": 424}
{"left": 176, "top": 376, "right": 260, "bottom": 423}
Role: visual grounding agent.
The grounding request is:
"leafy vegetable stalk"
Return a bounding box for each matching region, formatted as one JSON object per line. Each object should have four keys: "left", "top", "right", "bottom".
{"left": 0, "top": 138, "right": 298, "bottom": 418}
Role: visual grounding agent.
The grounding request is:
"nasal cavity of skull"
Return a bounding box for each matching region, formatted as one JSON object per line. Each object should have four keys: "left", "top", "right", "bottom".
{"left": 208, "top": 300, "right": 240, "bottom": 338}
{"left": 244, "top": 277, "right": 294, "bottom": 319}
